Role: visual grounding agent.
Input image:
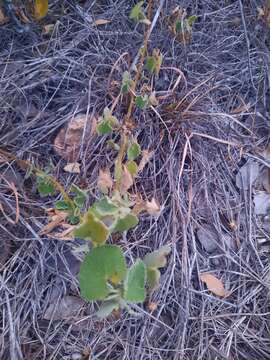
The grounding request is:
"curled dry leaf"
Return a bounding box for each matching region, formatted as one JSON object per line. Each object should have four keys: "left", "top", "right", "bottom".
{"left": 200, "top": 273, "right": 229, "bottom": 297}
{"left": 42, "top": 24, "right": 55, "bottom": 35}
{"left": 146, "top": 198, "right": 160, "bottom": 216}
{"left": 97, "top": 169, "right": 113, "bottom": 194}
{"left": 120, "top": 166, "right": 133, "bottom": 193}
{"left": 147, "top": 302, "right": 158, "bottom": 312}
{"left": 138, "top": 150, "right": 153, "bottom": 172}
{"left": 64, "top": 162, "right": 81, "bottom": 174}
{"left": 54, "top": 115, "right": 96, "bottom": 162}
{"left": 133, "top": 194, "right": 146, "bottom": 215}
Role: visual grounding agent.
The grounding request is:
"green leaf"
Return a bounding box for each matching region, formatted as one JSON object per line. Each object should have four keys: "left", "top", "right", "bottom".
{"left": 175, "top": 20, "right": 183, "bottom": 33}
{"left": 187, "top": 15, "right": 197, "bottom": 27}
{"left": 67, "top": 214, "right": 80, "bottom": 225}
{"left": 146, "top": 267, "right": 160, "bottom": 291}
{"left": 127, "top": 141, "right": 141, "bottom": 161}
{"left": 70, "top": 184, "right": 87, "bottom": 208}
{"left": 146, "top": 56, "right": 156, "bottom": 73}
{"left": 34, "top": 0, "right": 48, "bottom": 20}
{"left": 129, "top": 1, "right": 145, "bottom": 22}
{"left": 97, "top": 300, "right": 120, "bottom": 318}
{"left": 143, "top": 245, "right": 171, "bottom": 268}
{"left": 121, "top": 71, "right": 133, "bottom": 94}
{"left": 143, "top": 245, "right": 171, "bottom": 291}
{"left": 91, "top": 197, "right": 119, "bottom": 217}
{"left": 114, "top": 159, "right": 122, "bottom": 182}
{"left": 107, "top": 140, "right": 120, "bottom": 151}
{"left": 97, "top": 108, "right": 119, "bottom": 135}
{"left": 135, "top": 95, "right": 149, "bottom": 109}
{"left": 124, "top": 260, "right": 146, "bottom": 303}
{"left": 55, "top": 200, "right": 72, "bottom": 211}
{"left": 97, "top": 120, "right": 114, "bottom": 135}
{"left": 79, "top": 245, "right": 127, "bottom": 301}
{"left": 74, "top": 210, "right": 109, "bottom": 246}
{"left": 37, "top": 176, "right": 55, "bottom": 197}
{"left": 112, "top": 213, "right": 139, "bottom": 233}
{"left": 126, "top": 160, "right": 138, "bottom": 177}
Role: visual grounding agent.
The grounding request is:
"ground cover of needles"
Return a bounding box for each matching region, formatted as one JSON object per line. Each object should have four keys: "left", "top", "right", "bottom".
{"left": 0, "top": 1, "right": 270, "bottom": 359}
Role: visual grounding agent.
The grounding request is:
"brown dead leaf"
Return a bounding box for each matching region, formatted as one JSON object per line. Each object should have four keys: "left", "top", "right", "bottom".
{"left": 146, "top": 198, "right": 160, "bottom": 216}
{"left": 64, "top": 162, "right": 81, "bottom": 174}
{"left": 42, "top": 24, "right": 55, "bottom": 35}
{"left": 133, "top": 194, "right": 146, "bottom": 215}
{"left": 200, "top": 273, "right": 229, "bottom": 297}
{"left": 0, "top": 8, "right": 8, "bottom": 24}
{"left": 39, "top": 212, "right": 68, "bottom": 235}
{"left": 94, "top": 19, "right": 111, "bottom": 26}
{"left": 138, "top": 150, "right": 153, "bottom": 172}
{"left": 53, "top": 115, "right": 96, "bottom": 162}
{"left": 120, "top": 166, "right": 133, "bottom": 193}
{"left": 262, "top": 1, "right": 270, "bottom": 25}
{"left": 97, "top": 169, "right": 113, "bottom": 194}
{"left": 147, "top": 302, "right": 158, "bottom": 312}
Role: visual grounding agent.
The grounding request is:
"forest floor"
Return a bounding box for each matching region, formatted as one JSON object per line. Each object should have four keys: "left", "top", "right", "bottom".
{"left": 0, "top": 0, "right": 270, "bottom": 359}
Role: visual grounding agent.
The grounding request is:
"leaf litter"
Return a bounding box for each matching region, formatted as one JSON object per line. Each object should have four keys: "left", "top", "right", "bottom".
{"left": 1, "top": 0, "right": 270, "bottom": 358}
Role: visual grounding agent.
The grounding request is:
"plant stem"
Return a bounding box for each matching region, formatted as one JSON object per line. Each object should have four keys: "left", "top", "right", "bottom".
{"left": 0, "top": 148, "right": 74, "bottom": 207}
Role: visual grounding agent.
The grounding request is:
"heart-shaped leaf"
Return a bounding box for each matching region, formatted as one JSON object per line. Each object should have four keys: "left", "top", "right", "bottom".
{"left": 121, "top": 71, "right": 134, "bottom": 94}
{"left": 112, "top": 213, "right": 139, "bottom": 233}
{"left": 143, "top": 245, "right": 171, "bottom": 291}
{"left": 97, "top": 108, "right": 119, "bottom": 135}
{"left": 79, "top": 245, "right": 127, "bottom": 301}
{"left": 37, "top": 175, "right": 55, "bottom": 197}
{"left": 126, "top": 160, "right": 138, "bottom": 177}
{"left": 74, "top": 210, "right": 109, "bottom": 246}
{"left": 124, "top": 260, "right": 146, "bottom": 303}
{"left": 129, "top": 1, "right": 145, "bottom": 22}
{"left": 146, "top": 267, "right": 160, "bottom": 291}
{"left": 127, "top": 141, "right": 141, "bottom": 161}
{"left": 143, "top": 245, "right": 171, "bottom": 268}
{"left": 71, "top": 184, "right": 87, "bottom": 208}
{"left": 91, "top": 197, "right": 119, "bottom": 218}
{"left": 97, "top": 300, "right": 120, "bottom": 318}
{"left": 135, "top": 95, "right": 149, "bottom": 110}
{"left": 55, "top": 200, "right": 73, "bottom": 211}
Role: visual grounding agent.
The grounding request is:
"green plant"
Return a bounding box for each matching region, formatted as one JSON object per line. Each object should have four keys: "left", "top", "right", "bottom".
{"left": 33, "top": 1, "right": 171, "bottom": 318}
